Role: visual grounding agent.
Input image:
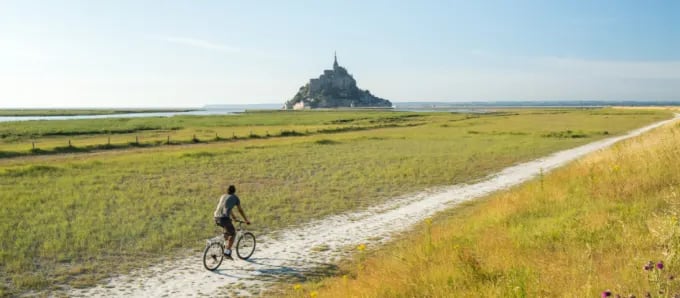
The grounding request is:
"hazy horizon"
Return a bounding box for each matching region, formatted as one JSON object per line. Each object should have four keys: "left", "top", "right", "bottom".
{"left": 1, "top": 1, "right": 679, "bottom": 108}
{"left": 3, "top": 99, "right": 680, "bottom": 110}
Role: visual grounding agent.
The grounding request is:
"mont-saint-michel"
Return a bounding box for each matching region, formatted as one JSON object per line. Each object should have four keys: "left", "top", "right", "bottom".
{"left": 284, "top": 54, "right": 392, "bottom": 109}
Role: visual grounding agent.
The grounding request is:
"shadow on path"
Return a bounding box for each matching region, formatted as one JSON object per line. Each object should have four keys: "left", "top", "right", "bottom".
{"left": 211, "top": 257, "right": 341, "bottom": 283}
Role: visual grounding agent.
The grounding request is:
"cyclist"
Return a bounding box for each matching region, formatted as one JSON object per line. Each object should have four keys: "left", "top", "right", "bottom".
{"left": 213, "top": 185, "right": 250, "bottom": 260}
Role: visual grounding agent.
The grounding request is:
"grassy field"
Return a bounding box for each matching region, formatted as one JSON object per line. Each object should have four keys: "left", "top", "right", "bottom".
{"left": 288, "top": 111, "right": 680, "bottom": 297}
{"left": 0, "top": 110, "right": 425, "bottom": 157}
{"left": 0, "top": 108, "right": 670, "bottom": 296}
{"left": 0, "top": 109, "right": 196, "bottom": 117}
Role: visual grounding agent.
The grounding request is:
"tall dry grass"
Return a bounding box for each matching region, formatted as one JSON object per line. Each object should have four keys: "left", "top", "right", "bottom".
{"left": 292, "top": 118, "right": 680, "bottom": 297}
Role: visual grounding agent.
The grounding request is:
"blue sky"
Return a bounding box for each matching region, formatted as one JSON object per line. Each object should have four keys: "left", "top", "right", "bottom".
{"left": 1, "top": 1, "right": 679, "bottom": 108}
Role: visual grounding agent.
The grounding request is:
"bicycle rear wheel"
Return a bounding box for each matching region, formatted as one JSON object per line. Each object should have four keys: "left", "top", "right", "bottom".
{"left": 203, "top": 242, "right": 224, "bottom": 271}
{"left": 236, "top": 232, "right": 256, "bottom": 260}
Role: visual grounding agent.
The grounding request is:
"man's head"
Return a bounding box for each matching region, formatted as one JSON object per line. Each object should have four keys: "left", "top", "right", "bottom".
{"left": 227, "top": 185, "right": 236, "bottom": 195}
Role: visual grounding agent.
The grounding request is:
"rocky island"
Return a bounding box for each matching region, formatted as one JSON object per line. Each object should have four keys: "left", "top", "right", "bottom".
{"left": 285, "top": 54, "right": 392, "bottom": 109}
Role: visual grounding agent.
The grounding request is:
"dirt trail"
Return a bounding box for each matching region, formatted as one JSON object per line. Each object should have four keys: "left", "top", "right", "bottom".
{"left": 70, "top": 115, "right": 679, "bottom": 297}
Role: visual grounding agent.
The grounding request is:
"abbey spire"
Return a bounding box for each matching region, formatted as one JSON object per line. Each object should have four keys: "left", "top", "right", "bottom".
{"left": 333, "top": 51, "right": 339, "bottom": 69}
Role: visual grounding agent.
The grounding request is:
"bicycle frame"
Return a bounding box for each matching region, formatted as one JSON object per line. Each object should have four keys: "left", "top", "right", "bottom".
{"left": 206, "top": 219, "right": 248, "bottom": 247}
{"left": 233, "top": 220, "right": 248, "bottom": 241}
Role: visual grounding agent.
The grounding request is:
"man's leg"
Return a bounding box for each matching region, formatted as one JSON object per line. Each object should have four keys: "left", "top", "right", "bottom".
{"left": 227, "top": 235, "right": 235, "bottom": 250}
{"left": 223, "top": 233, "right": 234, "bottom": 259}
{"left": 223, "top": 220, "right": 236, "bottom": 258}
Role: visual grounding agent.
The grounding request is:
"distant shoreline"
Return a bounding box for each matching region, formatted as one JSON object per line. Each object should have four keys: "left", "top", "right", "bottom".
{"left": 0, "top": 108, "right": 199, "bottom": 117}
{"left": 392, "top": 100, "right": 680, "bottom": 107}
{"left": 3, "top": 100, "right": 679, "bottom": 113}
{"left": 2, "top": 100, "right": 679, "bottom": 120}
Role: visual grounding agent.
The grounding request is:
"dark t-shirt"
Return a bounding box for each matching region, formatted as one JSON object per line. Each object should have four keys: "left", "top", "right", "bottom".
{"left": 225, "top": 194, "right": 240, "bottom": 218}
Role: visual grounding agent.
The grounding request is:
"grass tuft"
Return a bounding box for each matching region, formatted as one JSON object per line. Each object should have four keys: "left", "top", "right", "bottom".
{"left": 1, "top": 164, "right": 63, "bottom": 177}
{"left": 542, "top": 130, "right": 589, "bottom": 138}
{"left": 180, "top": 151, "right": 216, "bottom": 159}
{"left": 314, "top": 139, "right": 340, "bottom": 145}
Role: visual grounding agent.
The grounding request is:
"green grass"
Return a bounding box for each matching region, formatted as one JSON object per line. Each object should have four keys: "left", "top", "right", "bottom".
{"left": 0, "top": 110, "right": 416, "bottom": 139}
{"left": 0, "top": 108, "right": 671, "bottom": 295}
{"left": 289, "top": 110, "right": 680, "bottom": 297}
{"left": 0, "top": 111, "right": 426, "bottom": 154}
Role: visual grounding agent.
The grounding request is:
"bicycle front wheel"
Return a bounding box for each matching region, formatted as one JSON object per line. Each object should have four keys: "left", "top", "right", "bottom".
{"left": 236, "top": 232, "right": 256, "bottom": 260}
{"left": 203, "top": 242, "right": 224, "bottom": 271}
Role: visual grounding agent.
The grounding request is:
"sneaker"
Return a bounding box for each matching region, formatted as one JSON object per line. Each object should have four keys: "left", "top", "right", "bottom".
{"left": 223, "top": 249, "right": 233, "bottom": 260}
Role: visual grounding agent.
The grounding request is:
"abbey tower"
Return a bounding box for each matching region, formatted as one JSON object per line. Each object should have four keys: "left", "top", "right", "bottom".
{"left": 285, "top": 54, "right": 392, "bottom": 109}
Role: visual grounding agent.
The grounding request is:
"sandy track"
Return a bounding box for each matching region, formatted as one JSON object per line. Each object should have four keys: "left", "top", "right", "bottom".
{"left": 70, "top": 115, "right": 679, "bottom": 297}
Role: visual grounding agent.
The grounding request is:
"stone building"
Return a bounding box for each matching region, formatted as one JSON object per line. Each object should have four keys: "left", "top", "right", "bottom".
{"left": 285, "top": 53, "right": 392, "bottom": 109}
{"left": 309, "top": 54, "right": 356, "bottom": 93}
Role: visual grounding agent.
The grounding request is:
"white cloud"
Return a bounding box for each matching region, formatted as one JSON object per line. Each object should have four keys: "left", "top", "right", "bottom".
{"left": 156, "top": 36, "right": 240, "bottom": 53}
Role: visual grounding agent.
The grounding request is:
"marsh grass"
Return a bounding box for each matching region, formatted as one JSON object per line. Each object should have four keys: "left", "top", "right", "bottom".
{"left": 0, "top": 111, "right": 426, "bottom": 157}
{"left": 0, "top": 111, "right": 410, "bottom": 141}
{"left": 0, "top": 108, "right": 670, "bottom": 295}
{"left": 290, "top": 112, "right": 680, "bottom": 297}
{"left": 314, "top": 139, "right": 340, "bottom": 145}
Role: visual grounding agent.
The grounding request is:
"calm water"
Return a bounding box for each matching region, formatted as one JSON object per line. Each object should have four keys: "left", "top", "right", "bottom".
{"left": 0, "top": 105, "right": 281, "bottom": 123}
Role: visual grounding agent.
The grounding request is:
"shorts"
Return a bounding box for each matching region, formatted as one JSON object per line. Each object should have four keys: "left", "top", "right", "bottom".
{"left": 215, "top": 217, "right": 235, "bottom": 236}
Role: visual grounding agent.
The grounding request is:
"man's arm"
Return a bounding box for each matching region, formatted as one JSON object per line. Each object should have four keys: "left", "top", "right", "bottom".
{"left": 237, "top": 205, "right": 250, "bottom": 224}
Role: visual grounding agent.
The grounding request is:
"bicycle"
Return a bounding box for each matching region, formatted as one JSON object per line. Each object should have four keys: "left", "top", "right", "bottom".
{"left": 203, "top": 219, "right": 257, "bottom": 271}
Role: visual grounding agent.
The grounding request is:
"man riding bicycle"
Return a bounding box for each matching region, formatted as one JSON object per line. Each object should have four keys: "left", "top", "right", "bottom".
{"left": 213, "top": 185, "right": 250, "bottom": 259}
